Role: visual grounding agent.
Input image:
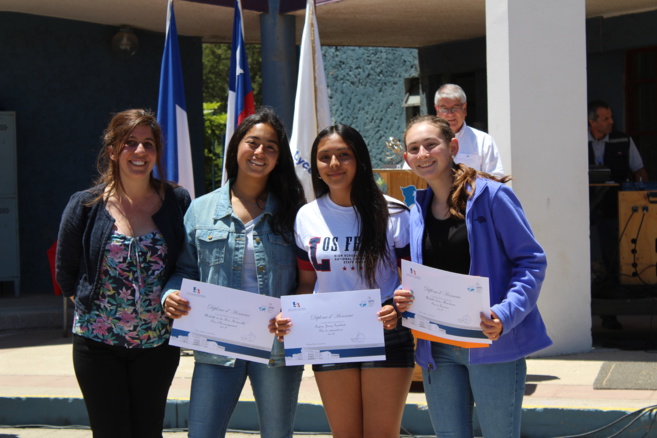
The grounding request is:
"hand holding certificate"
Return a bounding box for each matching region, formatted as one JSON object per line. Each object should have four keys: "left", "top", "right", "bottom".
{"left": 400, "top": 260, "right": 491, "bottom": 347}
{"left": 169, "top": 279, "right": 279, "bottom": 364}
{"left": 281, "top": 290, "right": 386, "bottom": 365}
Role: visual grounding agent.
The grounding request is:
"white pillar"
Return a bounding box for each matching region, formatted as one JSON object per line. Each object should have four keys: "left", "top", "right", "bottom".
{"left": 486, "top": 0, "right": 591, "bottom": 355}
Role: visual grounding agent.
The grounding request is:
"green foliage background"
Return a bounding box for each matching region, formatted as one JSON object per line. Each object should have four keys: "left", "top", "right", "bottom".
{"left": 202, "top": 44, "right": 262, "bottom": 192}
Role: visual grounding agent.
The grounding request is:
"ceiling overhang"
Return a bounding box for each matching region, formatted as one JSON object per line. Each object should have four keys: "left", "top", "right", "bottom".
{"left": 0, "top": 0, "right": 656, "bottom": 47}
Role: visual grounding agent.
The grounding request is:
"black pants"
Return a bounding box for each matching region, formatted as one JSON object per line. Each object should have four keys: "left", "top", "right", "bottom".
{"left": 73, "top": 335, "right": 180, "bottom": 438}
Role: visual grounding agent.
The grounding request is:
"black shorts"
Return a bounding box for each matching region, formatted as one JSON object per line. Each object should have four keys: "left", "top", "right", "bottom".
{"left": 312, "top": 323, "right": 415, "bottom": 372}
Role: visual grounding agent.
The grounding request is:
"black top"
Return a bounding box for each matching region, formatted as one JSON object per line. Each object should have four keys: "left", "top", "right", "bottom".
{"left": 587, "top": 131, "right": 632, "bottom": 183}
{"left": 422, "top": 209, "right": 470, "bottom": 275}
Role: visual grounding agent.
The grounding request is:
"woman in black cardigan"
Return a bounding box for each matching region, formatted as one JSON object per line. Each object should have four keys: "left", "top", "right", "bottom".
{"left": 56, "top": 109, "right": 190, "bottom": 438}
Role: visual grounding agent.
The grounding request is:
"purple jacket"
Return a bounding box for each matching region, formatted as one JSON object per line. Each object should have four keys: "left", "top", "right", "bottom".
{"left": 412, "top": 178, "right": 552, "bottom": 366}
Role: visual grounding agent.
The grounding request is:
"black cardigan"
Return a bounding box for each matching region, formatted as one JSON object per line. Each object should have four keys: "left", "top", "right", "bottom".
{"left": 56, "top": 184, "right": 191, "bottom": 313}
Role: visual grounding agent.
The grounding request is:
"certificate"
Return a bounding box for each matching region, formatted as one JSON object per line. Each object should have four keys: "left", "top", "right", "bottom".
{"left": 281, "top": 290, "right": 386, "bottom": 365}
{"left": 401, "top": 260, "right": 491, "bottom": 347}
{"left": 169, "top": 279, "right": 279, "bottom": 364}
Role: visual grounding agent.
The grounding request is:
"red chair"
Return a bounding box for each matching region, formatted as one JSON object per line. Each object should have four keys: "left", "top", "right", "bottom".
{"left": 47, "top": 241, "right": 69, "bottom": 337}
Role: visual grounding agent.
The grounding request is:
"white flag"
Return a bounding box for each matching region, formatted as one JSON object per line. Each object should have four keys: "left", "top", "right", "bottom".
{"left": 289, "top": 0, "right": 332, "bottom": 201}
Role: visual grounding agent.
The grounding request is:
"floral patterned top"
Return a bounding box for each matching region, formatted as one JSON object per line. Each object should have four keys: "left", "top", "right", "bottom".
{"left": 73, "top": 230, "right": 171, "bottom": 348}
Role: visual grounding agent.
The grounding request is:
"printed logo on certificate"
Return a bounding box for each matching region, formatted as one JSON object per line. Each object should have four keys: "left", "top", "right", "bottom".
{"left": 401, "top": 260, "right": 491, "bottom": 348}
{"left": 170, "top": 279, "right": 280, "bottom": 364}
{"left": 281, "top": 290, "right": 386, "bottom": 365}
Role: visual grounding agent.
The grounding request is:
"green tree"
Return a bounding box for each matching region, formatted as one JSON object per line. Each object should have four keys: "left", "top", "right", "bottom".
{"left": 202, "top": 43, "right": 262, "bottom": 191}
{"left": 203, "top": 102, "right": 227, "bottom": 192}
{"left": 203, "top": 44, "right": 262, "bottom": 111}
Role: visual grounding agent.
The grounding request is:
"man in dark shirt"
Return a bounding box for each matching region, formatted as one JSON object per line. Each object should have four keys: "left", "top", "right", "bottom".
{"left": 588, "top": 100, "right": 648, "bottom": 182}
{"left": 588, "top": 100, "right": 649, "bottom": 330}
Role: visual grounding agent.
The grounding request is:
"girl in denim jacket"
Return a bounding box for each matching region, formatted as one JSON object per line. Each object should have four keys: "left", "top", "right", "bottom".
{"left": 163, "top": 108, "right": 305, "bottom": 438}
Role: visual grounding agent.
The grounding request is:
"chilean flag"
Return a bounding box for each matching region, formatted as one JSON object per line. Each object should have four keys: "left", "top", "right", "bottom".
{"left": 222, "top": 0, "right": 255, "bottom": 184}
{"left": 157, "top": 0, "right": 195, "bottom": 197}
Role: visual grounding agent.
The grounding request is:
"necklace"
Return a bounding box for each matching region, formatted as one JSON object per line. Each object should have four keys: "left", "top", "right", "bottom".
{"left": 232, "top": 188, "right": 266, "bottom": 209}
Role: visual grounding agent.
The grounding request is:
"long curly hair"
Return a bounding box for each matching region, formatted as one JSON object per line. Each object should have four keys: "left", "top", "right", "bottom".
{"left": 224, "top": 107, "right": 305, "bottom": 238}
{"left": 404, "top": 115, "right": 511, "bottom": 219}
{"left": 310, "top": 124, "right": 404, "bottom": 288}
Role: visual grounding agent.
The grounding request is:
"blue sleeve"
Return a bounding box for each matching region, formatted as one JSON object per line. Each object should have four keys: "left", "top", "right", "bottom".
{"left": 488, "top": 185, "right": 547, "bottom": 333}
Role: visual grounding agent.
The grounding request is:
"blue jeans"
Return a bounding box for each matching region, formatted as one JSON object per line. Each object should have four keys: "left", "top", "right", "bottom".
{"left": 422, "top": 343, "right": 526, "bottom": 438}
{"left": 188, "top": 360, "right": 303, "bottom": 438}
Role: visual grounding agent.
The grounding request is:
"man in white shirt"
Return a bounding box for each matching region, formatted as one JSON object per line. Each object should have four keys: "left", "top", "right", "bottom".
{"left": 434, "top": 84, "right": 504, "bottom": 177}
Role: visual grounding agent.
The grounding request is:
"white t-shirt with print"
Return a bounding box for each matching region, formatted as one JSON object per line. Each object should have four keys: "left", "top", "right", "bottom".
{"left": 294, "top": 194, "right": 410, "bottom": 302}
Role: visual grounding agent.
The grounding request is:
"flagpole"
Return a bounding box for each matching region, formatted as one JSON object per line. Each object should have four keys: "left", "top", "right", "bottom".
{"left": 309, "top": 1, "right": 319, "bottom": 132}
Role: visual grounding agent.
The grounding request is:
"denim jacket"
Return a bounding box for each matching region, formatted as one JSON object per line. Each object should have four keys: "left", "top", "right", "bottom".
{"left": 162, "top": 181, "right": 298, "bottom": 367}
{"left": 56, "top": 184, "right": 191, "bottom": 314}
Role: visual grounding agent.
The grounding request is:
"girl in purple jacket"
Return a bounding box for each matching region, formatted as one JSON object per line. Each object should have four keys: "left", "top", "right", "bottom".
{"left": 394, "top": 115, "right": 551, "bottom": 438}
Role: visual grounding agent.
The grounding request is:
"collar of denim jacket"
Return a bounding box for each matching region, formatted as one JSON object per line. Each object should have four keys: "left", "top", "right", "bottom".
{"left": 214, "top": 179, "right": 278, "bottom": 221}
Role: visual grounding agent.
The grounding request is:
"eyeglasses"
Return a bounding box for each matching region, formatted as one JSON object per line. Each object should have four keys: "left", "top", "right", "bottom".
{"left": 436, "top": 105, "right": 463, "bottom": 115}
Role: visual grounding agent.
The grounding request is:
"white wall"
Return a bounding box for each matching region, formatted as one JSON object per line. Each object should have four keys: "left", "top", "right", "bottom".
{"left": 486, "top": 0, "right": 592, "bottom": 355}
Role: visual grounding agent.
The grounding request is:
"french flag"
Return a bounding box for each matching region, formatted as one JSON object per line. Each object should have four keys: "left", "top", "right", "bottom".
{"left": 222, "top": 0, "right": 255, "bottom": 184}
{"left": 157, "top": 0, "right": 195, "bottom": 197}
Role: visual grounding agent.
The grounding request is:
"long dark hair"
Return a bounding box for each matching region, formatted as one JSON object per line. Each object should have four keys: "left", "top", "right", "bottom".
{"left": 225, "top": 107, "right": 305, "bottom": 237}
{"left": 310, "top": 124, "right": 403, "bottom": 287}
{"left": 404, "top": 115, "right": 511, "bottom": 219}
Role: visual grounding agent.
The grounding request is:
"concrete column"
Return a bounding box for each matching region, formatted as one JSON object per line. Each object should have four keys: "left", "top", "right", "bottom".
{"left": 486, "top": 0, "right": 591, "bottom": 355}
{"left": 260, "top": 0, "right": 297, "bottom": 133}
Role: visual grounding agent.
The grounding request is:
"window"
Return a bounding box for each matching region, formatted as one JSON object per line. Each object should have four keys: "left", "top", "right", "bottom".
{"left": 403, "top": 77, "right": 421, "bottom": 123}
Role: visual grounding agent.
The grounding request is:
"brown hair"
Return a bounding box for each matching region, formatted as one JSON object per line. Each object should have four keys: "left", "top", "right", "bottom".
{"left": 404, "top": 115, "right": 511, "bottom": 219}
{"left": 88, "top": 109, "right": 166, "bottom": 204}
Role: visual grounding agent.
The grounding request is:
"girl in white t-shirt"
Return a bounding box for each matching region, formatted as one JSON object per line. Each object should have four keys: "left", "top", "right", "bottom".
{"left": 273, "top": 124, "right": 415, "bottom": 438}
